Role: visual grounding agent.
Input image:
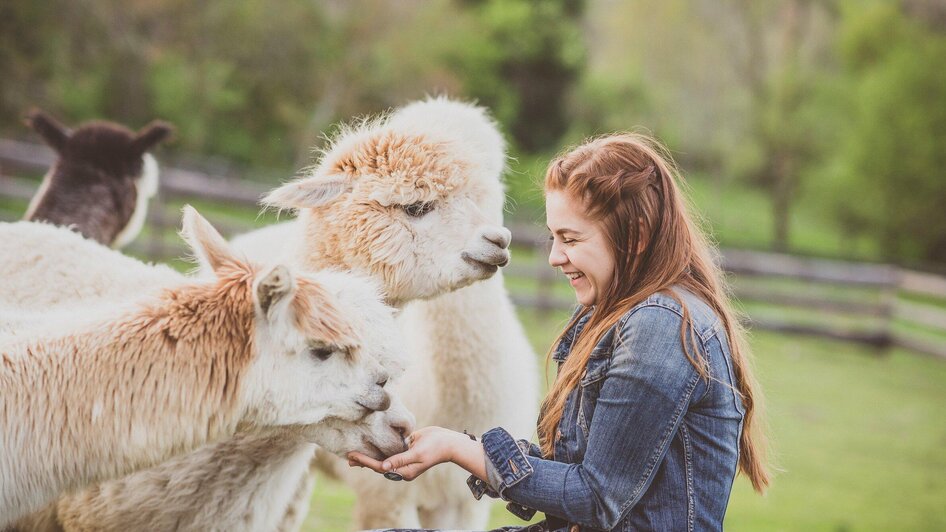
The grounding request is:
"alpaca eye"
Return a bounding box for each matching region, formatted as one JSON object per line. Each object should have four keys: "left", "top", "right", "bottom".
{"left": 309, "top": 347, "right": 334, "bottom": 361}
{"left": 403, "top": 202, "right": 434, "bottom": 218}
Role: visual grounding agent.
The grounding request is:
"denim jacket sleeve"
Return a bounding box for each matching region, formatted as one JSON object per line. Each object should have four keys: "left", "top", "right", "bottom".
{"left": 479, "top": 305, "right": 705, "bottom": 530}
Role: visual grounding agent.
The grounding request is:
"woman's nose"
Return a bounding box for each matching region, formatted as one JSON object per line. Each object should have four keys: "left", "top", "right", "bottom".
{"left": 548, "top": 241, "right": 567, "bottom": 267}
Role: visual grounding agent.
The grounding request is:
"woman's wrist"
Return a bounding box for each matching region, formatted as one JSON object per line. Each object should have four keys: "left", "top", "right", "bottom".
{"left": 448, "top": 430, "right": 488, "bottom": 480}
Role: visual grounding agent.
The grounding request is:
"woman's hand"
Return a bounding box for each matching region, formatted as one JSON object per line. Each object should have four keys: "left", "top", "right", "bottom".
{"left": 347, "top": 426, "right": 472, "bottom": 481}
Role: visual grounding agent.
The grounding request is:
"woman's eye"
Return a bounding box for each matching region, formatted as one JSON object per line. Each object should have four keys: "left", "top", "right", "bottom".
{"left": 403, "top": 202, "right": 434, "bottom": 218}
{"left": 309, "top": 347, "right": 334, "bottom": 361}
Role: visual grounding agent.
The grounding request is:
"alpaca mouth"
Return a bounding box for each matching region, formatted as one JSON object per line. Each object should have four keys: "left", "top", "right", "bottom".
{"left": 462, "top": 250, "right": 509, "bottom": 270}
{"left": 361, "top": 437, "right": 387, "bottom": 460}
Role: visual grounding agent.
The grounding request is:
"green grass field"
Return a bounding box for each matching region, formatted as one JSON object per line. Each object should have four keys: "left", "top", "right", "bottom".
{"left": 301, "top": 307, "right": 946, "bottom": 532}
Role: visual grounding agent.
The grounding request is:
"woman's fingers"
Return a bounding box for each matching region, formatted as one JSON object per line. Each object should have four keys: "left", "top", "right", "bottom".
{"left": 381, "top": 448, "right": 420, "bottom": 472}
{"left": 346, "top": 451, "right": 385, "bottom": 473}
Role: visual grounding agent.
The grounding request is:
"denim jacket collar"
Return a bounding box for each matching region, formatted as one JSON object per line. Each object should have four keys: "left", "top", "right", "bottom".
{"left": 551, "top": 308, "right": 591, "bottom": 363}
{"left": 552, "top": 307, "right": 615, "bottom": 363}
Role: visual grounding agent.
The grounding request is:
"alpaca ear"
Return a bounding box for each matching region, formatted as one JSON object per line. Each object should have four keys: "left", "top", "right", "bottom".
{"left": 255, "top": 264, "right": 295, "bottom": 318}
{"left": 179, "top": 205, "right": 240, "bottom": 274}
{"left": 133, "top": 120, "right": 174, "bottom": 154}
{"left": 262, "top": 174, "right": 350, "bottom": 211}
{"left": 24, "top": 109, "right": 70, "bottom": 153}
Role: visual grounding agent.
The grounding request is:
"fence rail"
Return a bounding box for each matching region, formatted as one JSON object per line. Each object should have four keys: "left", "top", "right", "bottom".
{"left": 2, "top": 139, "right": 944, "bottom": 359}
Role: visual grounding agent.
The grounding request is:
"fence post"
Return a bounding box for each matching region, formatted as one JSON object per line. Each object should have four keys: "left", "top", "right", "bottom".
{"left": 878, "top": 267, "right": 898, "bottom": 354}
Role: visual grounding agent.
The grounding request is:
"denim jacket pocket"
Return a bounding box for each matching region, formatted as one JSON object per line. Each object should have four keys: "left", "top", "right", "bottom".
{"left": 577, "top": 356, "right": 610, "bottom": 438}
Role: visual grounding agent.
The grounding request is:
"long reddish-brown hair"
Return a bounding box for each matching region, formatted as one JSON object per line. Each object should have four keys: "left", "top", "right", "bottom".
{"left": 538, "top": 133, "right": 770, "bottom": 493}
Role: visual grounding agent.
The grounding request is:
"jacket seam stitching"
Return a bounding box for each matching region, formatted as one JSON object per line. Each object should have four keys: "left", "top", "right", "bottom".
{"left": 620, "top": 301, "right": 721, "bottom": 344}
{"left": 617, "top": 370, "right": 701, "bottom": 518}
{"left": 682, "top": 423, "right": 695, "bottom": 532}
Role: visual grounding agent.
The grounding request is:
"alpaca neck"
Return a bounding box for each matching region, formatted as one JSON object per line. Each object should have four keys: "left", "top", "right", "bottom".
{"left": 403, "top": 272, "right": 524, "bottom": 426}
{"left": 0, "top": 279, "right": 254, "bottom": 524}
{"left": 61, "top": 428, "right": 317, "bottom": 531}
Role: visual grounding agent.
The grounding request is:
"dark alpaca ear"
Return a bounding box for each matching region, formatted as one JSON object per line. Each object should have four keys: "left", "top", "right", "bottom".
{"left": 24, "top": 109, "right": 70, "bottom": 153}
{"left": 133, "top": 120, "right": 174, "bottom": 154}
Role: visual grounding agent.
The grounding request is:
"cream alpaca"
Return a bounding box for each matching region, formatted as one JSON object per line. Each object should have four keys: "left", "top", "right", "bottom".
{"left": 0, "top": 207, "right": 398, "bottom": 527}
{"left": 248, "top": 96, "right": 540, "bottom": 530}
{"left": 1, "top": 222, "right": 413, "bottom": 532}
{"left": 9, "top": 97, "right": 538, "bottom": 531}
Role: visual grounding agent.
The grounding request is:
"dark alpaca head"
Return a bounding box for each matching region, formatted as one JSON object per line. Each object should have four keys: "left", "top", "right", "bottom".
{"left": 23, "top": 109, "right": 174, "bottom": 247}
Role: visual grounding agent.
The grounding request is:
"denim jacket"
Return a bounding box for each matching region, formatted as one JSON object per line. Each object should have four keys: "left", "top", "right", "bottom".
{"left": 469, "top": 288, "right": 745, "bottom": 531}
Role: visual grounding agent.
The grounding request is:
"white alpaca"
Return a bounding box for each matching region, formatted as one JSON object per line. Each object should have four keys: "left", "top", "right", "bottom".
{"left": 1, "top": 220, "right": 416, "bottom": 532}
{"left": 0, "top": 207, "right": 400, "bottom": 527}
{"left": 9, "top": 97, "right": 538, "bottom": 531}
{"left": 22, "top": 109, "right": 170, "bottom": 248}
{"left": 241, "top": 96, "right": 540, "bottom": 530}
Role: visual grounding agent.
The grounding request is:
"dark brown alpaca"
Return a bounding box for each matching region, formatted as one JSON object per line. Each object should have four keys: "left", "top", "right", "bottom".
{"left": 23, "top": 110, "right": 173, "bottom": 247}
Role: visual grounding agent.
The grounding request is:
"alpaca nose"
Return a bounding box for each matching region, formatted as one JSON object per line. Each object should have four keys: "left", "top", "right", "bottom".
{"left": 359, "top": 392, "right": 390, "bottom": 413}
{"left": 372, "top": 391, "right": 391, "bottom": 412}
{"left": 482, "top": 226, "right": 511, "bottom": 249}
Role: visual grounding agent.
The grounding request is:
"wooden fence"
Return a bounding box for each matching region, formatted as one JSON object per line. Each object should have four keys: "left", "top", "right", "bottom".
{"left": 2, "top": 138, "right": 945, "bottom": 359}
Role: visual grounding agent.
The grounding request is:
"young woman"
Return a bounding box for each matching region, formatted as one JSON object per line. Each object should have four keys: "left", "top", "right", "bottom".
{"left": 349, "top": 133, "right": 770, "bottom": 531}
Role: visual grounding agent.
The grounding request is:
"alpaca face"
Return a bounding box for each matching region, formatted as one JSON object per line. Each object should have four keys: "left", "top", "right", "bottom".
{"left": 266, "top": 102, "right": 512, "bottom": 305}
{"left": 296, "top": 187, "right": 510, "bottom": 305}
{"left": 306, "top": 393, "right": 415, "bottom": 459}
{"left": 244, "top": 269, "right": 403, "bottom": 428}
{"left": 179, "top": 206, "right": 405, "bottom": 430}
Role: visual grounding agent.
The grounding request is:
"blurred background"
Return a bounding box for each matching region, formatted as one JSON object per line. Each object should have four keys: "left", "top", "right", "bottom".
{"left": 1, "top": 0, "right": 944, "bottom": 530}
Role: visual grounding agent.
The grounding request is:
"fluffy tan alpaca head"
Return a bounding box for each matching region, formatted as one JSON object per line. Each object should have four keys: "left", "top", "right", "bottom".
{"left": 263, "top": 97, "right": 512, "bottom": 306}
{"left": 179, "top": 206, "right": 401, "bottom": 427}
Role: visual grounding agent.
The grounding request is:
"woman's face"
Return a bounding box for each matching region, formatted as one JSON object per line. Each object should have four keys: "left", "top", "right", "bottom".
{"left": 546, "top": 190, "right": 616, "bottom": 307}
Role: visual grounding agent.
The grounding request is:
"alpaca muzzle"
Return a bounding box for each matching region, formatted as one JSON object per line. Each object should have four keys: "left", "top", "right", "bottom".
{"left": 358, "top": 389, "right": 391, "bottom": 414}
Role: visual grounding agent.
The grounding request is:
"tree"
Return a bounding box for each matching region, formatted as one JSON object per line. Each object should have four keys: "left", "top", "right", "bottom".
{"left": 449, "top": 0, "right": 586, "bottom": 152}
{"left": 829, "top": 1, "right": 946, "bottom": 263}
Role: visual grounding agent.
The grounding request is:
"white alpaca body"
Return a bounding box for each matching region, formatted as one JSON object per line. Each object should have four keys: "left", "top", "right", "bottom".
{"left": 1, "top": 214, "right": 411, "bottom": 530}
{"left": 1, "top": 222, "right": 413, "bottom": 532}
{"left": 0, "top": 220, "right": 183, "bottom": 311}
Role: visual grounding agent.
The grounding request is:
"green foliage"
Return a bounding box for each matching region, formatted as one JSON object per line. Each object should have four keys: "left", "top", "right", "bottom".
{"left": 445, "top": 0, "right": 586, "bottom": 152}
{"left": 830, "top": 3, "right": 946, "bottom": 262}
